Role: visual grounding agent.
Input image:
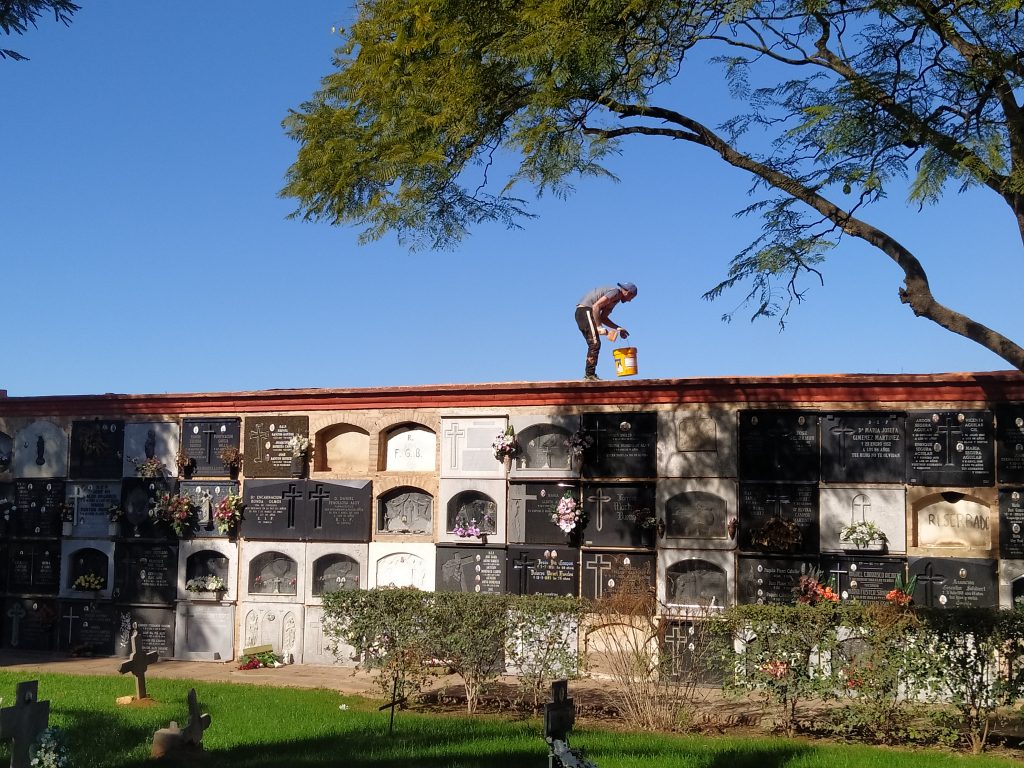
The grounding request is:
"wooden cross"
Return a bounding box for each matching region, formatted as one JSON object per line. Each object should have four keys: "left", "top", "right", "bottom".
{"left": 118, "top": 625, "right": 159, "bottom": 700}
{"left": 0, "top": 680, "right": 50, "bottom": 768}
{"left": 182, "top": 688, "right": 211, "bottom": 746}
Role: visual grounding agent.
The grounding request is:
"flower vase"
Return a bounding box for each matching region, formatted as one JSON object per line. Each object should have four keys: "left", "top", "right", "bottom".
{"left": 502, "top": 455, "right": 512, "bottom": 474}
{"left": 290, "top": 455, "right": 307, "bottom": 478}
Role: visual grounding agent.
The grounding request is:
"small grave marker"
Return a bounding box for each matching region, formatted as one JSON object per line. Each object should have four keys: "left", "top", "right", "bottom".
{"left": 544, "top": 679, "right": 595, "bottom": 768}
{"left": 151, "top": 688, "right": 211, "bottom": 759}
{"left": 182, "top": 688, "right": 211, "bottom": 746}
{"left": 118, "top": 624, "right": 159, "bottom": 700}
{"left": 0, "top": 680, "right": 50, "bottom": 768}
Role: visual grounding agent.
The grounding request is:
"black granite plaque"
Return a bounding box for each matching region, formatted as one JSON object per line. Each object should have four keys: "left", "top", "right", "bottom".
{"left": 820, "top": 413, "right": 905, "bottom": 483}
{"left": 3, "top": 598, "right": 58, "bottom": 651}
{"left": 1002, "top": 488, "right": 1024, "bottom": 559}
{"left": 69, "top": 420, "right": 124, "bottom": 479}
{"left": 907, "top": 411, "right": 994, "bottom": 486}
{"left": 581, "top": 551, "right": 655, "bottom": 600}
{"left": 120, "top": 477, "right": 176, "bottom": 539}
{"left": 180, "top": 480, "right": 239, "bottom": 538}
{"left": 180, "top": 419, "right": 241, "bottom": 477}
{"left": 0, "top": 483, "right": 15, "bottom": 538}
{"left": 13, "top": 479, "right": 64, "bottom": 538}
{"left": 908, "top": 557, "right": 997, "bottom": 608}
{"left": 507, "top": 547, "right": 579, "bottom": 596}
{"left": 114, "top": 543, "right": 178, "bottom": 604}
{"left": 66, "top": 481, "right": 120, "bottom": 538}
{"left": 581, "top": 484, "right": 656, "bottom": 548}
{"left": 436, "top": 546, "right": 506, "bottom": 594}
{"left": 821, "top": 557, "right": 906, "bottom": 604}
{"left": 241, "top": 479, "right": 307, "bottom": 539}
{"left": 517, "top": 483, "right": 577, "bottom": 545}
{"left": 997, "top": 406, "right": 1024, "bottom": 484}
{"left": 664, "top": 489, "right": 729, "bottom": 540}
{"left": 8, "top": 541, "right": 60, "bottom": 594}
{"left": 663, "top": 621, "right": 725, "bottom": 685}
{"left": 243, "top": 416, "right": 309, "bottom": 478}
{"left": 581, "top": 412, "right": 657, "bottom": 479}
{"left": 737, "top": 556, "right": 819, "bottom": 605}
{"left": 114, "top": 606, "right": 175, "bottom": 658}
{"left": 739, "top": 483, "right": 819, "bottom": 554}
{"left": 738, "top": 410, "right": 819, "bottom": 482}
{"left": 60, "top": 601, "right": 116, "bottom": 656}
{"left": 307, "top": 480, "right": 372, "bottom": 542}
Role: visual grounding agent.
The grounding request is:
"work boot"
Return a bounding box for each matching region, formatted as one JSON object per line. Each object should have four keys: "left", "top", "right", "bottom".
{"left": 583, "top": 373, "right": 601, "bottom": 381}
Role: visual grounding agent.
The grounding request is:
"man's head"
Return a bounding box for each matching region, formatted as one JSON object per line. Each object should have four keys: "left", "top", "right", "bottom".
{"left": 617, "top": 282, "right": 638, "bottom": 301}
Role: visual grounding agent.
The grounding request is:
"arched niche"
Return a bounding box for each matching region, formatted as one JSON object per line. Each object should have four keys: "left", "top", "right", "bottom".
{"left": 312, "top": 554, "right": 360, "bottom": 595}
{"left": 666, "top": 559, "right": 727, "bottom": 608}
{"left": 913, "top": 491, "right": 991, "bottom": 548}
{"left": 378, "top": 487, "right": 433, "bottom": 534}
{"left": 315, "top": 424, "right": 369, "bottom": 473}
{"left": 516, "top": 424, "right": 571, "bottom": 470}
{"left": 1012, "top": 576, "right": 1024, "bottom": 607}
{"left": 186, "top": 550, "right": 229, "bottom": 584}
{"left": 381, "top": 424, "right": 435, "bottom": 472}
{"left": 248, "top": 551, "right": 298, "bottom": 596}
{"left": 665, "top": 491, "right": 727, "bottom": 538}
{"left": 68, "top": 547, "right": 108, "bottom": 591}
{"left": 446, "top": 490, "right": 497, "bottom": 535}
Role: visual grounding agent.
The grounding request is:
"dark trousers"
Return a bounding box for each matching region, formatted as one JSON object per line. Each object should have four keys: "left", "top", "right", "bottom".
{"left": 575, "top": 306, "right": 600, "bottom": 376}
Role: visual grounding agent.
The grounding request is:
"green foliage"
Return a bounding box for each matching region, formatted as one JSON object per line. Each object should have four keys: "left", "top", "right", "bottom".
{"left": 0, "top": 0, "right": 78, "bottom": 61}
{"left": 505, "top": 594, "right": 587, "bottom": 709}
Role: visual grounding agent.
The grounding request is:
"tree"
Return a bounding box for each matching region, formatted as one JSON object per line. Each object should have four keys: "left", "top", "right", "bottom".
{"left": 0, "top": 0, "right": 79, "bottom": 61}
{"left": 281, "top": 0, "right": 1024, "bottom": 370}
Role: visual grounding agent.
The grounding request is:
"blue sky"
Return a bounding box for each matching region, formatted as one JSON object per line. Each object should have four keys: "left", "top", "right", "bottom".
{"left": 2, "top": 3, "right": 1019, "bottom": 397}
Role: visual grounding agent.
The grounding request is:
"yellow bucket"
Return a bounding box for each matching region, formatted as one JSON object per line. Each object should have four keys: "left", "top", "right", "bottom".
{"left": 613, "top": 347, "right": 638, "bottom": 377}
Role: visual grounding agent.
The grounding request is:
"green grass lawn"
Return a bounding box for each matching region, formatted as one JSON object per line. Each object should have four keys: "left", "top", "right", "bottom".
{"left": 0, "top": 671, "right": 1018, "bottom": 768}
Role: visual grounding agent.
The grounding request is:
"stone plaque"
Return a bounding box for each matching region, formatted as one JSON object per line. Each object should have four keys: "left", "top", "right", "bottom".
{"left": 819, "top": 487, "right": 906, "bottom": 554}
{"left": 581, "top": 412, "right": 657, "bottom": 479}
{"left": 908, "top": 557, "right": 997, "bottom": 608}
{"left": 307, "top": 480, "right": 372, "bottom": 542}
{"left": 820, "top": 413, "right": 905, "bottom": 483}
{"left": 378, "top": 489, "right": 433, "bottom": 534}
{"left": 737, "top": 410, "right": 819, "bottom": 482}
{"left": 372, "top": 549, "right": 433, "bottom": 589}
{"left": 184, "top": 549, "right": 229, "bottom": 586}
{"left": 440, "top": 417, "right": 506, "bottom": 478}
{"left": 180, "top": 419, "right": 241, "bottom": 477}
{"left": 664, "top": 557, "right": 729, "bottom": 608}
{"left": 65, "top": 482, "right": 120, "bottom": 538}
{"left": 914, "top": 491, "right": 992, "bottom": 550}
{"left": 383, "top": 426, "right": 436, "bottom": 472}
{"left": 3, "top": 598, "right": 58, "bottom": 651}
{"left": 739, "top": 483, "right": 819, "bottom": 554}
{"left": 663, "top": 487, "right": 731, "bottom": 541}
{"left": 8, "top": 542, "right": 60, "bottom": 593}
{"left": 581, "top": 483, "right": 656, "bottom": 548}
{"left": 511, "top": 483, "right": 574, "bottom": 545}
{"left": 121, "top": 422, "right": 179, "bottom": 479}
{"left": 737, "top": 556, "right": 819, "bottom": 605}
{"left": 115, "top": 543, "right": 178, "bottom": 604}
{"left": 60, "top": 601, "right": 116, "bottom": 656}
{"left": 997, "top": 406, "right": 1024, "bottom": 484}
{"left": 507, "top": 547, "right": 579, "bottom": 596}
{"left": 581, "top": 551, "right": 655, "bottom": 600}
{"left": 69, "top": 420, "right": 124, "bottom": 479}
{"left": 120, "top": 477, "right": 175, "bottom": 539}
{"left": 176, "top": 602, "right": 234, "bottom": 661}
{"left": 436, "top": 546, "right": 506, "bottom": 594}
{"left": 12, "top": 421, "right": 68, "bottom": 479}
{"left": 180, "top": 480, "right": 238, "bottom": 538}
{"left": 907, "top": 411, "right": 994, "bottom": 486}
{"left": 242, "top": 480, "right": 307, "bottom": 540}
{"left": 243, "top": 416, "right": 309, "bottom": 478}
{"left": 115, "top": 606, "right": 175, "bottom": 658}
{"left": 822, "top": 557, "right": 906, "bottom": 603}
{"left": 239, "top": 603, "right": 304, "bottom": 659}
{"left": 13, "top": 479, "right": 64, "bottom": 538}
{"left": 1000, "top": 489, "right": 1024, "bottom": 559}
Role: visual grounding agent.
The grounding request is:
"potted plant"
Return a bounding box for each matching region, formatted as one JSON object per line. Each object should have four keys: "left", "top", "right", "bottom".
{"left": 150, "top": 492, "right": 196, "bottom": 537}
{"left": 176, "top": 450, "right": 196, "bottom": 479}
{"left": 218, "top": 446, "right": 243, "bottom": 479}
{"left": 288, "top": 435, "right": 312, "bottom": 478}
{"left": 492, "top": 425, "right": 521, "bottom": 472}
{"left": 214, "top": 493, "right": 244, "bottom": 535}
{"left": 185, "top": 574, "right": 226, "bottom": 600}
{"left": 839, "top": 520, "right": 887, "bottom": 552}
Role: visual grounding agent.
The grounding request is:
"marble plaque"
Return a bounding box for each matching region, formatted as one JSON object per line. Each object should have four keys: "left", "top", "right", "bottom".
{"left": 69, "top": 420, "right": 124, "bottom": 479}
{"left": 377, "top": 487, "right": 433, "bottom": 534}
{"left": 120, "top": 477, "right": 175, "bottom": 539}
{"left": 60, "top": 601, "right": 116, "bottom": 656}
{"left": 661, "top": 551, "right": 733, "bottom": 611}
{"left": 908, "top": 557, "right": 997, "bottom": 608}
{"left": 115, "top": 543, "right": 178, "bottom": 604}
{"left": 440, "top": 416, "right": 507, "bottom": 478}
{"left": 174, "top": 602, "right": 234, "bottom": 661}
{"left": 243, "top": 416, "right": 309, "bottom": 478}
{"left": 907, "top": 411, "right": 994, "bottom": 486}
{"left": 114, "top": 606, "right": 175, "bottom": 658}
{"left": 509, "top": 482, "right": 571, "bottom": 546}
{"left": 737, "top": 410, "right": 819, "bottom": 482}
{"left": 303, "top": 605, "right": 357, "bottom": 666}
{"left": 436, "top": 546, "right": 506, "bottom": 594}
{"left": 383, "top": 425, "right": 436, "bottom": 472}
{"left": 819, "top": 487, "right": 906, "bottom": 554}
{"left": 659, "top": 479, "right": 736, "bottom": 546}
{"left": 507, "top": 546, "right": 579, "bottom": 596}
{"left": 239, "top": 602, "right": 304, "bottom": 659}
{"left": 178, "top": 538, "right": 239, "bottom": 601}
{"left": 739, "top": 483, "right": 819, "bottom": 554}
{"left": 997, "top": 406, "right": 1024, "bottom": 484}
{"left": 912, "top": 490, "right": 994, "bottom": 551}
{"left": 581, "top": 412, "right": 657, "bottom": 479}
{"left": 241, "top": 541, "right": 306, "bottom": 601}
{"left": 581, "top": 483, "right": 656, "bottom": 548}
{"left": 180, "top": 418, "right": 241, "bottom": 477}
{"left": 581, "top": 551, "right": 655, "bottom": 600}
{"left": 369, "top": 546, "right": 436, "bottom": 590}
{"left": 657, "top": 409, "right": 737, "bottom": 479}
{"left": 304, "top": 543, "right": 367, "bottom": 603}
{"left": 121, "top": 422, "right": 179, "bottom": 479}
{"left": 12, "top": 421, "right": 68, "bottom": 479}
{"left": 737, "top": 556, "right": 819, "bottom": 605}
{"left": 3, "top": 598, "right": 58, "bottom": 650}
{"left": 13, "top": 479, "right": 64, "bottom": 538}
{"left": 8, "top": 541, "right": 60, "bottom": 594}
{"left": 821, "top": 557, "right": 906, "bottom": 603}
{"left": 1000, "top": 489, "right": 1024, "bottom": 559}
{"left": 65, "top": 482, "right": 120, "bottom": 538}
{"left": 820, "top": 413, "right": 905, "bottom": 483}
{"left": 180, "top": 480, "right": 238, "bottom": 538}
{"left": 509, "top": 416, "right": 578, "bottom": 479}
{"left": 440, "top": 478, "right": 507, "bottom": 545}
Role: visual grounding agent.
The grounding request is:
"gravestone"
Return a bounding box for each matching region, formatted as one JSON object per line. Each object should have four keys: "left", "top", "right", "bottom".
{"left": 738, "top": 482, "right": 819, "bottom": 554}
{"left": 820, "top": 412, "right": 906, "bottom": 483}
{"left": 506, "top": 547, "right": 579, "bottom": 596}
{"left": 119, "top": 625, "right": 160, "bottom": 699}
{"left": 179, "top": 481, "right": 238, "bottom": 537}
{"left": 241, "top": 480, "right": 307, "bottom": 539}
{"left": 65, "top": 482, "right": 120, "bottom": 538}
{"left": 445, "top": 488, "right": 500, "bottom": 538}
{"left": 248, "top": 551, "right": 299, "bottom": 596}
{"left": 12, "top": 421, "right": 68, "bottom": 479}
{"left": 382, "top": 425, "right": 436, "bottom": 472}
{"left": 543, "top": 679, "right": 575, "bottom": 748}
{"left": 0, "top": 680, "right": 50, "bottom": 768}
{"left": 120, "top": 478, "right": 175, "bottom": 539}
{"left": 306, "top": 480, "right": 372, "bottom": 542}
{"left": 658, "top": 409, "right": 737, "bottom": 478}
{"left": 239, "top": 603, "right": 303, "bottom": 658}
{"left": 913, "top": 490, "right": 994, "bottom": 550}
{"left": 906, "top": 410, "right": 994, "bottom": 486}
{"left": 115, "top": 607, "right": 176, "bottom": 658}
{"left": 182, "top": 688, "right": 211, "bottom": 746}
{"left": 303, "top": 606, "right": 357, "bottom": 666}
{"left": 122, "top": 422, "right": 180, "bottom": 479}
{"left": 1000, "top": 489, "right": 1024, "bottom": 558}
{"left": 737, "top": 410, "right": 819, "bottom": 482}
{"left": 8, "top": 542, "right": 60, "bottom": 594}
{"left": 184, "top": 550, "right": 229, "bottom": 590}
{"left": 659, "top": 480, "right": 735, "bottom": 544}
{"left": 2, "top": 599, "right": 58, "bottom": 651}
{"left": 115, "top": 543, "right": 178, "bottom": 604}
{"left": 663, "top": 555, "right": 730, "bottom": 610}
{"left": 179, "top": 419, "right": 241, "bottom": 477}
{"left": 821, "top": 557, "right": 907, "bottom": 603}
{"left": 69, "top": 420, "right": 124, "bottom": 479}
{"left": 440, "top": 478, "right": 506, "bottom": 544}
{"left": 59, "top": 600, "right": 116, "bottom": 656}
{"left": 440, "top": 417, "right": 507, "bottom": 478}
{"left": 311, "top": 553, "right": 361, "bottom": 595}
{"left": 377, "top": 488, "right": 433, "bottom": 534}
{"left": 13, "top": 480, "right": 64, "bottom": 538}
{"left": 997, "top": 405, "right": 1024, "bottom": 484}
{"left": 581, "top": 412, "right": 657, "bottom": 479}
{"left": 581, "top": 483, "right": 656, "bottom": 548}
{"left": 508, "top": 483, "right": 573, "bottom": 545}
{"left": 243, "top": 416, "right": 309, "bottom": 478}
{"left": 368, "top": 543, "right": 435, "bottom": 590}
{"left": 435, "top": 546, "right": 506, "bottom": 594}
{"left": 819, "top": 487, "right": 906, "bottom": 554}
{"left": 580, "top": 551, "right": 655, "bottom": 600}
{"left": 908, "top": 557, "right": 997, "bottom": 608}
{"left": 662, "top": 621, "right": 724, "bottom": 685}
{"left": 737, "top": 556, "right": 820, "bottom": 605}
{"left": 174, "top": 602, "right": 234, "bottom": 661}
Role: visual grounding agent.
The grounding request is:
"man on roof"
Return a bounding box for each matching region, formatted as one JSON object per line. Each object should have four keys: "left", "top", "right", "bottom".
{"left": 574, "top": 282, "right": 637, "bottom": 381}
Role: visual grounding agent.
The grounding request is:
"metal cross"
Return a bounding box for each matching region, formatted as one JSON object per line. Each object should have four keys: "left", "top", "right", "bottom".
{"left": 510, "top": 551, "right": 535, "bottom": 595}
{"left": 0, "top": 680, "right": 50, "bottom": 768}
{"left": 443, "top": 423, "right": 465, "bottom": 469}
{"left": 307, "top": 483, "right": 330, "bottom": 529}
{"left": 585, "top": 554, "right": 613, "bottom": 598}
{"left": 281, "top": 483, "right": 303, "bottom": 529}
{"left": 827, "top": 561, "right": 850, "bottom": 598}
{"left": 61, "top": 604, "right": 81, "bottom": 644}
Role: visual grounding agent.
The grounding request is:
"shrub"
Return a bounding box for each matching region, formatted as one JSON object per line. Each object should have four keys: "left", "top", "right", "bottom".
{"left": 505, "top": 594, "right": 586, "bottom": 710}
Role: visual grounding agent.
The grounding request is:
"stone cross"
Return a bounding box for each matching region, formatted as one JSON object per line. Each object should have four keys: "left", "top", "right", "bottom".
{"left": 443, "top": 423, "right": 465, "bottom": 469}
{"left": 829, "top": 423, "right": 857, "bottom": 470}
{"left": 5, "top": 604, "right": 25, "bottom": 648}
{"left": 585, "top": 554, "right": 614, "bottom": 598}
{"left": 586, "top": 488, "right": 613, "bottom": 532}
{"left": 0, "top": 680, "right": 50, "bottom": 768}
{"left": 182, "top": 688, "right": 211, "bottom": 746}
{"left": 118, "top": 625, "right": 159, "bottom": 700}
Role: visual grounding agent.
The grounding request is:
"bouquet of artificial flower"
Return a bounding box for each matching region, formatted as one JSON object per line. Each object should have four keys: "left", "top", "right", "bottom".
{"left": 214, "top": 493, "right": 244, "bottom": 534}
{"left": 129, "top": 456, "right": 167, "bottom": 478}
{"left": 151, "top": 492, "right": 195, "bottom": 537}
{"left": 289, "top": 434, "right": 312, "bottom": 458}
{"left": 29, "top": 727, "right": 70, "bottom": 768}
{"left": 552, "top": 491, "right": 583, "bottom": 533}
{"left": 492, "top": 425, "right": 521, "bottom": 460}
{"left": 72, "top": 573, "right": 105, "bottom": 591}
{"left": 564, "top": 430, "right": 593, "bottom": 460}
{"left": 186, "top": 574, "right": 226, "bottom": 593}
{"left": 839, "top": 520, "right": 886, "bottom": 549}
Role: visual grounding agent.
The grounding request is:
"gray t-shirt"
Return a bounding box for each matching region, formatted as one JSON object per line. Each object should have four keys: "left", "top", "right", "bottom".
{"left": 577, "top": 286, "right": 620, "bottom": 309}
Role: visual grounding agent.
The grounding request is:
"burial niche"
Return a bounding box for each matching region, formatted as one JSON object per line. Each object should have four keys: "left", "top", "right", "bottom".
{"left": 312, "top": 554, "right": 360, "bottom": 595}
{"left": 378, "top": 487, "right": 433, "bottom": 534}
{"left": 185, "top": 550, "right": 229, "bottom": 591}
{"left": 315, "top": 424, "right": 369, "bottom": 473}
{"left": 248, "top": 551, "right": 298, "bottom": 596}
{"left": 381, "top": 424, "right": 435, "bottom": 472}
{"left": 665, "top": 491, "right": 727, "bottom": 539}
{"left": 447, "top": 490, "right": 498, "bottom": 535}
{"left": 666, "top": 560, "right": 728, "bottom": 608}
{"left": 914, "top": 491, "right": 991, "bottom": 549}
{"left": 516, "top": 424, "right": 572, "bottom": 470}
{"left": 68, "top": 547, "right": 108, "bottom": 593}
